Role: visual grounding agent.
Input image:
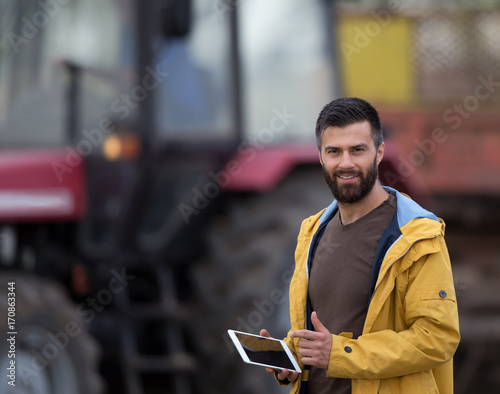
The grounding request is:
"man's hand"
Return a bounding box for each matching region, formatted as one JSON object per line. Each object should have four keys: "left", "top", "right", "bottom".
{"left": 259, "top": 329, "right": 299, "bottom": 383}
{"left": 291, "top": 311, "right": 332, "bottom": 370}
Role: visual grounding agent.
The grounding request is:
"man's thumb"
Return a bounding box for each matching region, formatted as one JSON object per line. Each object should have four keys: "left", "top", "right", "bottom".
{"left": 260, "top": 329, "right": 271, "bottom": 337}
{"left": 311, "top": 311, "right": 329, "bottom": 334}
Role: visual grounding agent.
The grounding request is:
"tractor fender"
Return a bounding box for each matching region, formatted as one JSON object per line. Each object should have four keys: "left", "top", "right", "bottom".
{"left": 0, "top": 149, "right": 86, "bottom": 221}
{"left": 224, "top": 142, "right": 432, "bottom": 207}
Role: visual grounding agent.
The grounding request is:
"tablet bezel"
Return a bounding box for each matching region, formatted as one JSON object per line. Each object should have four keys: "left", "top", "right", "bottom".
{"left": 227, "top": 329, "right": 301, "bottom": 373}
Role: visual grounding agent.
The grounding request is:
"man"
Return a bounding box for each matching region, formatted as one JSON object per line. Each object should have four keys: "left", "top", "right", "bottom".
{"left": 260, "top": 97, "right": 460, "bottom": 393}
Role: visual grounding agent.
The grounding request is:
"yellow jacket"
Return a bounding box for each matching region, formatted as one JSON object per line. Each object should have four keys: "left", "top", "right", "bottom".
{"left": 283, "top": 188, "right": 460, "bottom": 394}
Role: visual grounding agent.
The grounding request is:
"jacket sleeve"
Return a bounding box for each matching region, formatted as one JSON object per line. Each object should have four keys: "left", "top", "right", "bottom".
{"left": 326, "top": 237, "right": 460, "bottom": 380}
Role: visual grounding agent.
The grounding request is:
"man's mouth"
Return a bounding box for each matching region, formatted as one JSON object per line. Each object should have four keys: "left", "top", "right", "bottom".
{"left": 336, "top": 173, "right": 360, "bottom": 183}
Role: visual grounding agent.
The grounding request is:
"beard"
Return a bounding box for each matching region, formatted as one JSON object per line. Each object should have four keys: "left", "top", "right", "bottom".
{"left": 323, "top": 156, "right": 378, "bottom": 204}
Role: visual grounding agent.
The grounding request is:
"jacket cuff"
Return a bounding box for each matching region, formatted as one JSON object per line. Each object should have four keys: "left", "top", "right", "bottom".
{"left": 327, "top": 332, "right": 353, "bottom": 378}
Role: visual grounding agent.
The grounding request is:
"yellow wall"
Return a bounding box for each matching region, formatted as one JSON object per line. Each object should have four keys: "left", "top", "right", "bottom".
{"left": 337, "top": 15, "right": 414, "bottom": 105}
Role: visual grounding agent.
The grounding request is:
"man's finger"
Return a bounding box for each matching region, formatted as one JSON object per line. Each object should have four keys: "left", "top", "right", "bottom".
{"left": 297, "top": 338, "right": 317, "bottom": 350}
{"left": 260, "top": 329, "right": 270, "bottom": 337}
{"left": 291, "top": 329, "right": 317, "bottom": 340}
{"left": 311, "top": 311, "right": 329, "bottom": 335}
{"left": 277, "top": 369, "right": 290, "bottom": 381}
{"left": 265, "top": 367, "right": 274, "bottom": 375}
{"left": 276, "top": 368, "right": 299, "bottom": 382}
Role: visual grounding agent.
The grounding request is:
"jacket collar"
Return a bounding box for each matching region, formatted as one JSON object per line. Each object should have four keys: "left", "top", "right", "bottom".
{"left": 318, "top": 186, "right": 439, "bottom": 231}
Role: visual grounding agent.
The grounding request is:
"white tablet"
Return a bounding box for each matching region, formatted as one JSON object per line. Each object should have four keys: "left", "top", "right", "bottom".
{"left": 227, "top": 330, "right": 301, "bottom": 373}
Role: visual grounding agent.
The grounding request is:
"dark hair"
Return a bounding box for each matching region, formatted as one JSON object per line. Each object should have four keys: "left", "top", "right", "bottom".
{"left": 315, "top": 97, "right": 383, "bottom": 150}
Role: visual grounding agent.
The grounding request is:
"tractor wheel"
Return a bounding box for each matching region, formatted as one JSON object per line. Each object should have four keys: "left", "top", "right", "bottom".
{"left": 0, "top": 273, "right": 104, "bottom": 394}
{"left": 189, "top": 166, "right": 332, "bottom": 394}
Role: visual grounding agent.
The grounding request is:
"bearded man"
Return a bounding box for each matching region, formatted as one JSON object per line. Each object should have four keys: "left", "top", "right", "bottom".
{"left": 261, "top": 97, "right": 460, "bottom": 394}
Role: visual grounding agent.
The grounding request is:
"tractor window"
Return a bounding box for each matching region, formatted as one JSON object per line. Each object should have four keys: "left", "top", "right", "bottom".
{"left": 154, "top": 0, "right": 235, "bottom": 142}
{"left": 0, "top": 0, "right": 130, "bottom": 148}
{"left": 239, "top": 0, "right": 338, "bottom": 143}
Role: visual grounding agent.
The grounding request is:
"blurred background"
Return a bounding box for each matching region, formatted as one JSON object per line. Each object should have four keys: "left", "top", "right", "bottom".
{"left": 0, "top": 0, "right": 499, "bottom": 393}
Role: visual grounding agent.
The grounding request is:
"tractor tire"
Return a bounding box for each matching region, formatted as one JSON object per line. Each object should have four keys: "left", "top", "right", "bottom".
{"left": 0, "top": 273, "right": 104, "bottom": 394}
{"left": 189, "top": 166, "right": 332, "bottom": 394}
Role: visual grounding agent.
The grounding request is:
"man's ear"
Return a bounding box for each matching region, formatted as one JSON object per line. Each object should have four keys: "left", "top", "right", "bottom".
{"left": 376, "top": 142, "right": 385, "bottom": 165}
{"left": 318, "top": 149, "right": 324, "bottom": 167}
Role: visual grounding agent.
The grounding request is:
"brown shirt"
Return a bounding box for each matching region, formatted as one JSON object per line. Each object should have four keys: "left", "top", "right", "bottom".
{"left": 307, "top": 194, "right": 397, "bottom": 394}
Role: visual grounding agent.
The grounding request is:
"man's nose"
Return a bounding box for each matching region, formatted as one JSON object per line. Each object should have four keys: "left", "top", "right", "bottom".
{"left": 339, "top": 152, "right": 354, "bottom": 169}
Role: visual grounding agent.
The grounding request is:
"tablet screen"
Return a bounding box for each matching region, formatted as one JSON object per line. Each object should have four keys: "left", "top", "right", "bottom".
{"left": 231, "top": 331, "right": 297, "bottom": 371}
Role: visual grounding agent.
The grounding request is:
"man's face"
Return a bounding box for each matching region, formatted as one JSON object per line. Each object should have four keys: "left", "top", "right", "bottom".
{"left": 318, "top": 121, "right": 384, "bottom": 204}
